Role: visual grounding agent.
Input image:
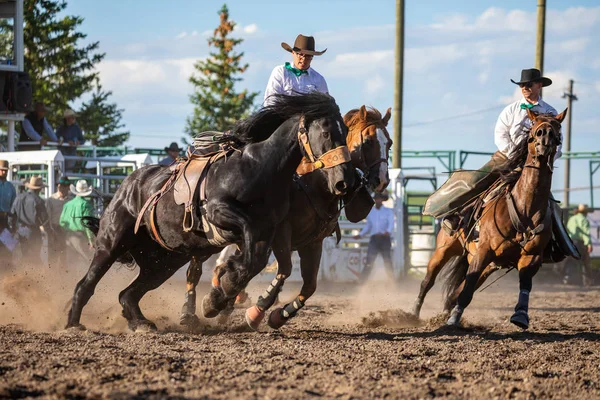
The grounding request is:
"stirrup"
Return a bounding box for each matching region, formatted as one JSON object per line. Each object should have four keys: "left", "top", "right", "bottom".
{"left": 442, "top": 216, "right": 459, "bottom": 234}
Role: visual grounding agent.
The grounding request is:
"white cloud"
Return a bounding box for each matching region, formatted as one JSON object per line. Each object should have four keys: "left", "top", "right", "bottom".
{"left": 406, "top": 44, "right": 466, "bottom": 71}
{"left": 365, "top": 75, "right": 385, "bottom": 96}
{"left": 557, "top": 38, "right": 589, "bottom": 53}
{"left": 478, "top": 71, "right": 489, "bottom": 84}
{"left": 176, "top": 31, "right": 187, "bottom": 39}
{"left": 243, "top": 24, "right": 258, "bottom": 34}
{"left": 430, "top": 8, "right": 531, "bottom": 33}
{"left": 320, "top": 50, "right": 393, "bottom": 78}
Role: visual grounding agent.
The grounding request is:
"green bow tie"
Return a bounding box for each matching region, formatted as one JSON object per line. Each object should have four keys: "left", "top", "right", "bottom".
{"left": 285, "top": 62, "right": 308, "bottom": 77}
{"left": 520, "top": 103, "right": 536, "bottom": 110}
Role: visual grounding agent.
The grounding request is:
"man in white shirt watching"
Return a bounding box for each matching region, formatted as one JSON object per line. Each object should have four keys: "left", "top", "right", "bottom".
{"left": 263, "top": 34, "right": 328, "bottom": 107}
{"left": 354, "top": 192, "right": 395, "bottom": 282}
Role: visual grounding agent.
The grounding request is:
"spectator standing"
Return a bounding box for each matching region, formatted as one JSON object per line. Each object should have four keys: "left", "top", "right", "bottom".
{"left": 19, "top": 102, "right": 58, "bottom": 151}
{"left": 10, "top": 176, "right": 49, "bottom": 266}
{"left": 564, "top": 204, "right": 594, "bottom": 286}
{"left": 56, "top": 109, "right": 85, "bottom": 172}
{"left": 60, "top": 180, "right": 95, "bottom": 266}
{"left": 0, "top": 160, "right": 17, "bottom": 267}
{"left": 46, "top": 177, "right": 72, "bottom": 268}
{"left": 354, "top": 192, "right": 395, "bottom": 283}
{"left": 159, "top": 142, "right": 183, "bottom": 166}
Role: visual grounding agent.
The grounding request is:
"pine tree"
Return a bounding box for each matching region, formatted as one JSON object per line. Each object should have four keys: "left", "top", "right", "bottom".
{"left": 185, "top": 4, "right": 259, "bottom": 137}
{"left": 76, "top": 79, "right": 129, "bottom": 146}
{"left": 24, "top": 0, "right": 105, "bottom": 128}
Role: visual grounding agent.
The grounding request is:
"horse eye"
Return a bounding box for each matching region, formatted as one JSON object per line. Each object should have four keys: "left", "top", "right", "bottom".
{"left": 323, "top": 131, "right": 330, "bottom": 139}
{"left": 536, "top": 130, "right": 543, "bottom": 137}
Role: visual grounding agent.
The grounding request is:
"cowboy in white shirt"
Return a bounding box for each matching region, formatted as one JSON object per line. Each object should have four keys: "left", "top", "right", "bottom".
{"left": 424, "top": 68, "right": 578, "bottom": 260}
{"left": 354, "top": 192, "right": 395, "bottom": 282}
{"left": 425, "top": 68, "right": 560, "bottom": 228}
{"left": 263, "top": 34, "right": 329, "bottom": 107}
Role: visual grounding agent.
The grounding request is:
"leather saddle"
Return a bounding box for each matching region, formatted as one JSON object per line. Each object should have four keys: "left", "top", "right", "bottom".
{"left": 135, "top": 132, "right": 240, "bottom": 250}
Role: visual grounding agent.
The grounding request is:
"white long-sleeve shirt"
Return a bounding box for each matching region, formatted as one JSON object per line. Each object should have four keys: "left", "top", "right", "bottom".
{"left": 263, "top": 64, "right": 328, "bottom": 107}
{"left": 494, "top": 97, "right": 561, "bottom": 160}
{"left": 22, "top": 118, "right": 58, "bottom": 141}
{"left": 359, "top": 206, "right": 395, "bottom": 236}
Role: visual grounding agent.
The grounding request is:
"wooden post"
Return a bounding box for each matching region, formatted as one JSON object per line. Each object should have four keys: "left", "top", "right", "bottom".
{"left": 393, "top": 0, "right": 404, "bottom": 168}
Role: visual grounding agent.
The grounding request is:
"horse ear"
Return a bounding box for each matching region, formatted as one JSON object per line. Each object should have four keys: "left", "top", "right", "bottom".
{"left": 382, "top": 108, "right": 392, "bottom": 126}
{"left": 555, "top": 108, "right": 568, "bottom": 124}
{"left": 359, "top": 105, "right": 368, "bottom": 120}
{"left": 526, "top": 107, "right": 537, "bottom": 122}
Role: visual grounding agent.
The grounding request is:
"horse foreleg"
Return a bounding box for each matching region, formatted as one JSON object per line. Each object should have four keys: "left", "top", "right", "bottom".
{"left": 447, "top": 247, "right": 494, "bottom": 326}
{"left": 413, "top": 229, "right": 462, "bottom": 318}
{"left": 510, "top": 254, "right": 542, "bottom": 330}
{"left": 246, "top": 222, "right": 292, "bottom": 330}
{"left": 268, "top": 241, "right": 323, "bottom": 330}
{"left": 180, "top": 256, "right": 205, "bottom": 327}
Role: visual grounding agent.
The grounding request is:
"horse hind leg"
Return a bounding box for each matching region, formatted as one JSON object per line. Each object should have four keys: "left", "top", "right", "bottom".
{"left": 179, "top": 256, "right": 204, "bottom": 327}
{"left": 413, "top": 230, "right": 462, "bottom": 318}
{"left": 446, "top": 247, "right": 494, "bottom": 326}
{"left": 120, "top": 251, "right": 186, "bottom": 332}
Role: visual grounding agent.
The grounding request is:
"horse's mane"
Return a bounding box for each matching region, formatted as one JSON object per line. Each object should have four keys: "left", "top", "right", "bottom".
{"left": 229, "top": 92, "right": 341, "bottom": 144}
{"left": 343, "top": 107, "right": 384, "bottom": 131}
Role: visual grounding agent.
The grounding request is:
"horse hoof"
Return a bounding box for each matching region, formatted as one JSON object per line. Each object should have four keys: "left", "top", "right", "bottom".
{"left": 65, "top": 323, "right": 86, "bottom": 331}
{"left": 245, "top": 306, "right": 265, "bottom": 330}
{"left": 267, "top": 308, "right": 288, "bottom": 330}
{"left": 446, "top": 305, "right": 463, "bottom": 326}
{"left": 201, "top": 289, "right": 227, "bottom": 318}
{"left": 130, "top": 320, "right": 158, "bottom": 333}
{"left": 179, "top": 313, "right": 201, "bottom": 327}
{"left": 510, "top": 310, "right": 529, "bottom": 330}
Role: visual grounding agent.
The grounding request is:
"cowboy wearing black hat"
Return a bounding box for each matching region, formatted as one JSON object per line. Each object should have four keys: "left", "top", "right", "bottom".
{"left": 425, "top": 68, "right": 559, "bottom": 224}
{"left": 423, "top": 68, "right": 577, "bottom": 260}
{"left": 354, "top": 192, "right": 395, "bottom": 283}
{"left": 263, "top": 34, "right": 329, "bottom": 107}
{"left": 159, "top": 142, "right": 183, "bottom": 166}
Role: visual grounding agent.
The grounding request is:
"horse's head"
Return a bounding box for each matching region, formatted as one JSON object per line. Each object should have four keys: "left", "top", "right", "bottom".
{"left": 526, "top": 108, "right": 567, "bottom": 166}
{"left": 299, "top": 106, "right": 355, "bottom": 196}
{"left": 344, "top": 106, "right": 392, "bottom": 193}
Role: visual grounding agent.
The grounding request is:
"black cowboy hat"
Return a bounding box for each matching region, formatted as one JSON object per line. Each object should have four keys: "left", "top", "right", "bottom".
{"left": 165, "top": 142, "right": 183, "bottom": 152}
{"left": 281, "top": 34, "right": 327, "bottom": 56}
{"left": 511, "top": 68, "right": 552, "bottom": 87}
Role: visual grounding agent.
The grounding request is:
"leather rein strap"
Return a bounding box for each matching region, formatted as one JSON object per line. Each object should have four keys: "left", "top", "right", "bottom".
{"left": 505, "top": 189, "right": 545, "bottom": 248}
{"left": 296, "top": 116, "right": 351, "bottom": 176}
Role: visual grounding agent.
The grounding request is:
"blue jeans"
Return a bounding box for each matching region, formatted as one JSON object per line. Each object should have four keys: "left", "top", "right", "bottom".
{"left": 360, "top": 235, "right": 394, "bottom": 282}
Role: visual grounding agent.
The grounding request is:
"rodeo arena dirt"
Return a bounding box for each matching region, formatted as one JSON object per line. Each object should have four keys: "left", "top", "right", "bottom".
{"left": 1, "top": 262, "right": 600, "bottom": 399}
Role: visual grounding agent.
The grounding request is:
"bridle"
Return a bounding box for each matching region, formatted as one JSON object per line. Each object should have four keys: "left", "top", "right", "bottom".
{"left": 296, "top": 116, "right": 352, "bottom": 176}
{"left": 525, "top": 120, "right": 561, "bottom": 172}
{"left": 352, "top": 124, "right": 390, "bottom": 180}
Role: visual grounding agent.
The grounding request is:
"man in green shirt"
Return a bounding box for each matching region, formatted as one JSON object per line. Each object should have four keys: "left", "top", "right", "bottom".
{"left": 60, "top": 180, "right": 95, "bottom": 266}
{"left": 564, "top": 204, "right": 594, "bottom": 286}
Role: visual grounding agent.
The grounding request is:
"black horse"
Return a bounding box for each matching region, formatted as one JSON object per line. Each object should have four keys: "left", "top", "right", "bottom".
{"left": 66, "top": 92, "right": 355, "bottom": 331}
{"left": 179, "top": 106, "right": 393, "bottom": 330}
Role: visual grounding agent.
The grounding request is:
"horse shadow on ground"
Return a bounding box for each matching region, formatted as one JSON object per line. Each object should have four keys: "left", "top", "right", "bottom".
{"left": 295, "top": 327, "right": 600, "bottom": 344}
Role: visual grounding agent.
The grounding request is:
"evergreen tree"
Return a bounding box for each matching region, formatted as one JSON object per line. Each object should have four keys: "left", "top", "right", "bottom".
{"left": 185, "top": 4, "right": 258, "bottom": 136}
{"left": 76, "top": 79, "right": 129, "bottom": 146}
{"left": 24, "top": 0, "right": 105, "bottom": 127}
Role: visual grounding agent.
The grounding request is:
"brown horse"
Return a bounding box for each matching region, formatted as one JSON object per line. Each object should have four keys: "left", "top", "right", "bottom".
{"left": 412, "top": 108, "right": 566, "bottom": 329}
{"left": 179, "top": 106, "right": 392, "bottom": 329}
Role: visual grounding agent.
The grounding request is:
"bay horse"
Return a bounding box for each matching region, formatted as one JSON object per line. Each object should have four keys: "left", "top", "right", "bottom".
{"left": 179, "top": 106, "right": 393, "bottom": 329}
{"left": 65, "top": 92, "right": 355, "bottom": 331}
{"left": 413, "top": 108, "right": 566, "bottom": 329}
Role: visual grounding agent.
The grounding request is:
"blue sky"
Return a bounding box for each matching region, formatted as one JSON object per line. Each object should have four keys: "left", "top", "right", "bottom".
{"left": 65, "top": 0, "right": 600, "bottom": 205}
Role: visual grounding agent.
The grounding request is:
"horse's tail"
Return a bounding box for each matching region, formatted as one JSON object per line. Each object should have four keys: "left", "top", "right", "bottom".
{"left": 81, "top": 216, "right": 136, "bottom": 267}
{"left": 442, "top": 255, "right": 468, "bottom": 311}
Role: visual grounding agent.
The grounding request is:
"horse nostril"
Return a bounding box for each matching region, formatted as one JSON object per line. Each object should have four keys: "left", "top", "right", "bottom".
{"left": 335, "top": 181, "right": 348, "bottom": 193}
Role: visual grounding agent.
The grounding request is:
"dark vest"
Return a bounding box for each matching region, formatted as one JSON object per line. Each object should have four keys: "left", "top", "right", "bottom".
{"left": 20, "top": 112, "right": 46, "bottom": 142}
